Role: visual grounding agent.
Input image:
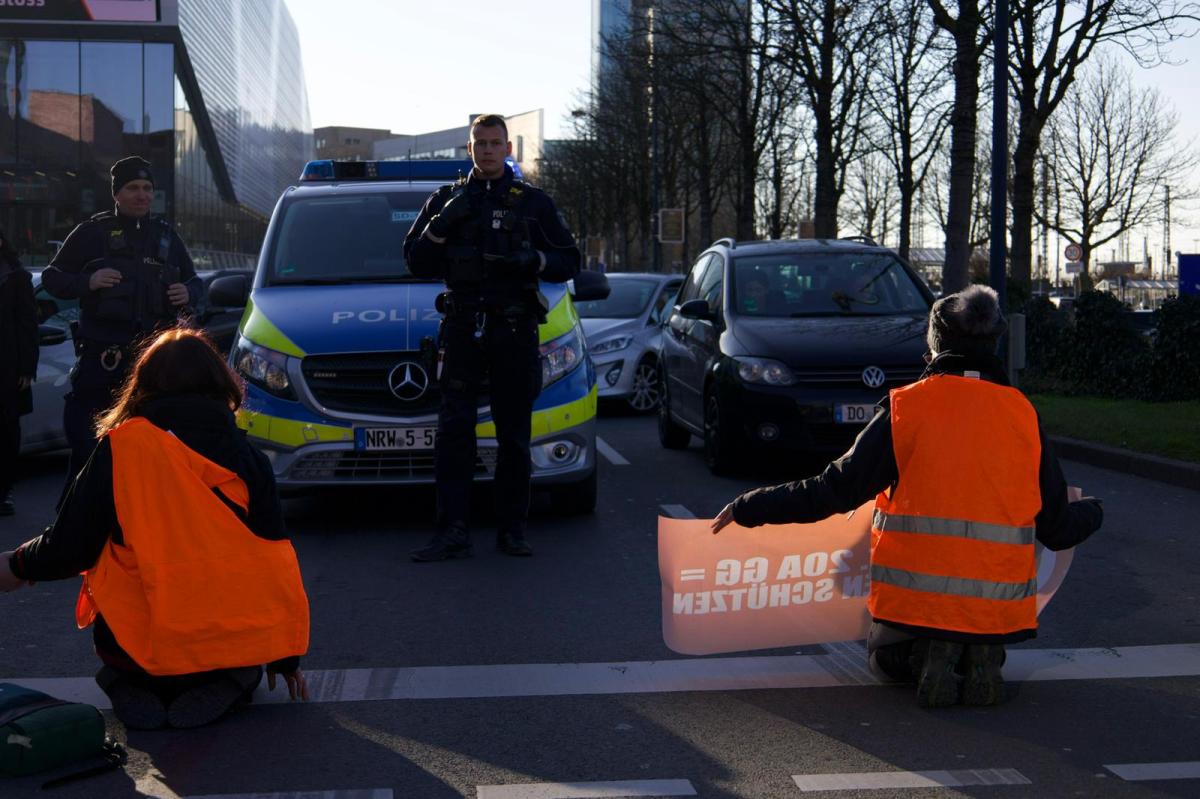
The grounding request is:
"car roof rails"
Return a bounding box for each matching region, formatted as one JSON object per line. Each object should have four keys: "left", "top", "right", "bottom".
{"left": 713, "top": 237, "right": 737, "bottom": 249}
{"left": 839, "top": 235, "right": 878, "bottom": 246}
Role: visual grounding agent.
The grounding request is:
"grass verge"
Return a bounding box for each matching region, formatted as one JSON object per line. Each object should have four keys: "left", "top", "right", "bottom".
{"left": 1028, "top": 394, "right": 1200, "bottom": 463}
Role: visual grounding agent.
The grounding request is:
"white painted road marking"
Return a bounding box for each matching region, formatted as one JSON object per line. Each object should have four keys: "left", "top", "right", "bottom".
{"left": 792, "top": 769, "right": 1031, "bottom": 792}
{"left": 189, "top": 792, "right": 392, "bottom": 799}
{"left": 659, "top": 504, "right": 694, "bottom": 519}
{"left": 6, "top": 643, "right": 1200, "bottom": 709}
{"left": 596, "top": 437, "right": 630, "bottom": 465}
{"left": 476, "top": 780, "right": 696, "bottom": 798}
{"left": 1104, "top": 762, "right": 1200, "bottom": 781}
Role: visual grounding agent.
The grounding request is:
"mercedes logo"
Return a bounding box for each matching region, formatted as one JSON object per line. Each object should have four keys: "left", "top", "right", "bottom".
{"left": 861, "top": 366, "right": 886, "bottom": 389}
{"left": 387, "top": 362, "right": 430, "bottom": 401}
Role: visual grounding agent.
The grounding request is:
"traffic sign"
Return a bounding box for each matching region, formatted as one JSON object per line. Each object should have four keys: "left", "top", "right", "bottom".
{"left": 1065, "top": 261, "right": 1084, "bottom": 274}
{"left": 658, "top": 208, "right": 684, "bottom": 244}
{"left": 1064, "top": 243, "right": 1083, "bottom": 262}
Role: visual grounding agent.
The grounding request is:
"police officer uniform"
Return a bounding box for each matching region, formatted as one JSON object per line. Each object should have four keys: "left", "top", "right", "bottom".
{"left": 404, "top": 162, "right": 581, "bottom": 560}
{"left": 41, "top": 157, "right": 202, "bottom": 489}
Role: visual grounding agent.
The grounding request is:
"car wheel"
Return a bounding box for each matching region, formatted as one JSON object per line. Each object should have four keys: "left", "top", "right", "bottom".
{"left": 704, "top": 390, "right": 741, "bottom": 475}
{"left": 657, "top": 371, "right": 691, "bottom": 449}
{"left": 627, "top": 357, "right": 662, "bottom": 413}
{"left": 549, "top": 466, "right": 597, "bottom": 515}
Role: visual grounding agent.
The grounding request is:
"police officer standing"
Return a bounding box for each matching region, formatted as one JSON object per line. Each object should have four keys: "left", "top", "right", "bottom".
{"left": 404, "top": 114, "right": 581, "bottom": 561}
{"left": 42, "top": 156, "right": 203, "bottom": 487}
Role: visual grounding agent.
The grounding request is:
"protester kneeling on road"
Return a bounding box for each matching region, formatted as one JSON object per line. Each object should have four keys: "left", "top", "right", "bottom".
{"left": 0, "top": 328, "right": 310, "bottom": 729}
{"left": 710, "top": 285, "right": 1104, "bottom": 708}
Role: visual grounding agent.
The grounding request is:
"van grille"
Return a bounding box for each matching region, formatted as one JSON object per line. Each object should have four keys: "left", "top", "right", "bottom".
{"left": 301, "top": 351, "right": 441, "bottom": 416}
{"left": 288, "top": 449, "right": 498, "bottom": 482}
{"left": 791, "top": 366, "right": 924, "bottom": 388}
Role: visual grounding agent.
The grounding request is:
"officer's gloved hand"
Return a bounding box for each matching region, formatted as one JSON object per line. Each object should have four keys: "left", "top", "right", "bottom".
{"left": 426, "top": 189, "right": 472, "bottom": 240}
{"left": 503, "top": 248, "right": 543, "bottom": 278}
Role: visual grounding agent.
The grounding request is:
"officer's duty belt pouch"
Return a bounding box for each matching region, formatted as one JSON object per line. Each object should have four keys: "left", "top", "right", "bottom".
{"left": 0, "top": 683, "right": 107, "bottom": 777}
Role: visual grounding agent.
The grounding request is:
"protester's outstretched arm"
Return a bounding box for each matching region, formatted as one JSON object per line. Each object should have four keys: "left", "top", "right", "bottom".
{"left": 712, "top": 405, "right": 898, "bottom": 534}
{"left": 1034, "top": 425, "right": 1103, "bottom": 550}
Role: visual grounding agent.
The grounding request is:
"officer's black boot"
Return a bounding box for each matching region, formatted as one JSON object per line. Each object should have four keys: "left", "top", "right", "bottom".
{"left": 497, "top": 527, "right": 533, "bottom": 557}
{"left": 410, "top": 524, "right": 472, "bottom": 562}
{"left": 0, "top": 488, "right": 13, "bottom": 517}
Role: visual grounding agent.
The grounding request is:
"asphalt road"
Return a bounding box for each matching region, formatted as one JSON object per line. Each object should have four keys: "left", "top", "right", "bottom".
{"left": 1, "top": 411, "right": 1199, "bottom": 798}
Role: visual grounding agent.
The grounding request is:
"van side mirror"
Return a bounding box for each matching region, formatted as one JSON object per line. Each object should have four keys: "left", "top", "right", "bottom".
{"left": 570, "top": 270, "right": 610, "bottom": 302}
{"left": 208, "top": 274, "right": 250, "bottom": 308}
{"left": 678, "top": 299, "right": 712, "bottom": 320}
{"left": 38, "top": 324, "right": 67, "bottom": 347}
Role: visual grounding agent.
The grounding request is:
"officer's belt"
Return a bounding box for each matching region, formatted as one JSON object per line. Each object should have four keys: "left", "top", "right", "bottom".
{"left": 440, "top": 291, "right": 537, "bottom": 318}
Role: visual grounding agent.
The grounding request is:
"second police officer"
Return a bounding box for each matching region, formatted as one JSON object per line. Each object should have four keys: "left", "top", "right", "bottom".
{"left": 404, "top": 114, "right": 582, "bottom": 561}
{"left": 42, "top": 156, "right": 203, "bottom": 491}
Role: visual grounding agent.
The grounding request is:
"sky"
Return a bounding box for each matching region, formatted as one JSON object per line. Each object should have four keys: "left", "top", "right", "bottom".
{"left": 284, "top": 0, "right": 1200, "bottom": 270}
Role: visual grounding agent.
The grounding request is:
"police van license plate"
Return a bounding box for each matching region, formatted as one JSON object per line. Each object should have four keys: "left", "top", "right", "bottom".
{"left": 356, "top": 427, "right": 437, "bottom": 451}
{"left": 834, "top": 404, "right": 880, "bottom": 424}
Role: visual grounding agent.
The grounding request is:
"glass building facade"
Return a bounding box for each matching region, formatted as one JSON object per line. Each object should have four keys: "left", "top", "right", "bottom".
{"left": 0, "top": 0, "right": 311, "bottom": 267}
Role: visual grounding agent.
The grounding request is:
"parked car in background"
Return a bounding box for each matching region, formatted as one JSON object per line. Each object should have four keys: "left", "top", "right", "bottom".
{"left": 19, "top": 269, "right": 252, "bottom": 455}
{"left": 575, "top": 272, "right": 683, "bottom": 413}
{"left": 658, "top": 237, "right": 934, "bottom": 474}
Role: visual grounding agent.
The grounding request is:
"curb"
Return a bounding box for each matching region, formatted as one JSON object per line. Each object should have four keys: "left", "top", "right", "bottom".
{"left": 1049, "top": 435, "right": 1200, "bottom": 492}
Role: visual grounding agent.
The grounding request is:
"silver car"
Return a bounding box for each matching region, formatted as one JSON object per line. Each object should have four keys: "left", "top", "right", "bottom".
{"left": 577, "top": 272, "right": 683, "bottom": 413}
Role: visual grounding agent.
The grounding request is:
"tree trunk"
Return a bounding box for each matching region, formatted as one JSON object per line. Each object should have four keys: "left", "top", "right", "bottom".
{"left": 1009, "top": 122, "right": 1041, "bottom": 289}
{"left": 813, "top": 108, "right": 839, "bottom": 238}
{"left": 938, "top": 1, "right": 981, "bottom": 294}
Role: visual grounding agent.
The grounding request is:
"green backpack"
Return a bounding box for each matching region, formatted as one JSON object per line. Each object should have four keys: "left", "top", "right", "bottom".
{"left": 0, "top": 683, "right": 114, "bottom": 780}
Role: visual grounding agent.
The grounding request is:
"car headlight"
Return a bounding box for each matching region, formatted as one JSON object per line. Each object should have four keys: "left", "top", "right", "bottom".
{"left": 589, "top": 335, "right": 633, "bottom": 355}
{"left": 735, "top": 356, "right": 797, "bottom": 386}
{"left": 233, "top": 336, "right": 296, "bottom": 398}
{"left": 541, "top": 322, "right": 585, "bottom": 388}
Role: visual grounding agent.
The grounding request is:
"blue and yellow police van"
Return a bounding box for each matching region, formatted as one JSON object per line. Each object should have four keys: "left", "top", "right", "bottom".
{"left": 207, "top": 159, "right": 607, "bottom": 512}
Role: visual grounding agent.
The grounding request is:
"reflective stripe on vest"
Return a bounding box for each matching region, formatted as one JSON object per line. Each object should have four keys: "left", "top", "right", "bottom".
{"left": 869, "top": 374, "right": 1042, "bottom": 636}
{"left": 76, "top": 417, "right": 309, "bottom": 676}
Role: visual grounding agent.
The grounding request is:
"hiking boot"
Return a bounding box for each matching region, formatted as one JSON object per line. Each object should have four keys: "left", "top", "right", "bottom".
{"left": 0, "top": 489, "right": 13, "bottom": 517}
{"left": 961, "top": 644, "right": 1007, "bottom": 706}
{"left": 869, "top": 643, "right": 917, "bottom": 683}
{"left": 916, "top": 639, "right": 964, "bottom": 708}
{"left": 410, "top": 525, "right": 472, "bottom": 562}
{"left": 96, "top": 667, "right": 166, "bottom": 730}
{"left": 497, "top": 528, "right": 533, "bottom": 557}
{"left": 167, "top": 667, "right": 262, "bottom": 729}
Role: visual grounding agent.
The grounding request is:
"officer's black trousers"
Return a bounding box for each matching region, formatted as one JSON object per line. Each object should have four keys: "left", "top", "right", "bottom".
{"left": 62, "top": 347, "right": 127, "bottom": 499}
{"left": 0, "top": 410, "right": 19, "bottom": 495}
{"left": 435, "top": 312, "right": 542, "bottom": 534}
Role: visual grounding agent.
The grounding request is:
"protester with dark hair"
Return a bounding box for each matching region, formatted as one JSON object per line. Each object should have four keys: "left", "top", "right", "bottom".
{"left": 710, "top": 285, "right": 1105, "bottom": 708}
{"left": 0, "top": 227, "right": 38, "bottom": 516}
{"left": 0, "top": 328, "right": 309, "bottom": 730}
{"left": 41, "top": 156, "right": 203, "bottom": 492}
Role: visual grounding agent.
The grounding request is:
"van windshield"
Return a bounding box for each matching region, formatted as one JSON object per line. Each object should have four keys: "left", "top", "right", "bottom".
{"left": 732, "top": 252, "right": 930, "bottom": 317}
{"left": 266, "top": 192, "right": 429, "bottom": 285}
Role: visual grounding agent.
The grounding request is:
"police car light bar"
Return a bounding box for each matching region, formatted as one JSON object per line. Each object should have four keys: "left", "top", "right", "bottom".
{"left": 299, "top": 159, "right": 476, "bottom": 183}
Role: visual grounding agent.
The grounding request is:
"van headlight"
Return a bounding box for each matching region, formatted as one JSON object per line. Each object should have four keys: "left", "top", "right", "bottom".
{"left": 735, "top": 356, "right": 797, "bottom": 386}
{"left": 541, "top": 322, "right": 585, "bottom": 388}
{"left": 233, "top": 336, "right": 296, "bottom": 398}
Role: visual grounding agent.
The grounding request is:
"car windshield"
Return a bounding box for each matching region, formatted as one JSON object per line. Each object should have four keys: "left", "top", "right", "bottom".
{"left": 574, "top": 278, "right": 659, "bottom": 319}
{"left": 732, "top": 252, "right": 929, "bottom": 317}
{"left": 265, "top": 192, "right": 428, "bottom": 285}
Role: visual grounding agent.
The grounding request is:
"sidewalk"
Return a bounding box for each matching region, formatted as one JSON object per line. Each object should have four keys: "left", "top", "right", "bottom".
{"left": 1050, "top": 435, "right": 1200, "bottom": 492}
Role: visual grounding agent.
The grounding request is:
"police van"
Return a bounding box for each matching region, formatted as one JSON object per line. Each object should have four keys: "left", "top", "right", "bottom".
{"left": 208, "top": 159, "right": 607, "bottom": 512}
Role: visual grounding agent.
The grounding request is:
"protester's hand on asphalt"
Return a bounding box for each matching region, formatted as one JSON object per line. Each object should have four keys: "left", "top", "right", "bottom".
{"left": 268, "top": 667, "right": 310, "bottom": 701}
{"left": 167, "top": 283, "right": 190, "bottom": 307}
{"left": 0, "top": 552, "right": 30, "bottom": 593}
{"left": 711, "top": 502, "right": 736, "bottom": 535}
{"left": 88, "top": 268, "right": 122, "bottom": 291}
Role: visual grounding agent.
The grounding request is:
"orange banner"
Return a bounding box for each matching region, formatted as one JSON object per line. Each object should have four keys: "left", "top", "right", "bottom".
{"left": 659, "top": 500, "right": 1076, "bottom": 656}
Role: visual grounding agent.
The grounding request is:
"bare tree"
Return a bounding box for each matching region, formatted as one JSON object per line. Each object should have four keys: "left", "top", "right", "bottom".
{"left": 1007, "top": 0, "right": 1200, "bottom": 289}
{"left": 927, "top": 0, "right": 992, "bottom": 293}
{"left": 842, "top": 152, "right": 901, "bottom": 244}
{"left": 1042, "top": 55, "right": 1198, "bottom": 287}
{"left": 768, "top": 0, "right": 882, "bottom": 238}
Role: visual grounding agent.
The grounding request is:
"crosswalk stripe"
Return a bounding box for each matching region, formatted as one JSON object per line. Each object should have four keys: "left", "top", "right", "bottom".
{"left": 1104, "top": 762, "right": 1200, "bottom": 781}
{"left": 596, "top": 437, "right": 630, "bottom": 465}
{"left": 792, "top": 769, "right": 1031, "bottom": 792}
{"left": 5, "top": 643, "right": 1200, "bottom": 709}
{"left": 189, "top": 792, "right": 393, "bottom": 799}
{"left": 476, "top": 779, "right": 696, "bottom": 798}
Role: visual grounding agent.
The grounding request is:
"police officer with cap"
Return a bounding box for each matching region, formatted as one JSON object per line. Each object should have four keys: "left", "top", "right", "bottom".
{"left": 42, "top": 156, "right": 202, "bottom": 487}
{"left": 404, "top": 113, "right": 581, "bottom": 561}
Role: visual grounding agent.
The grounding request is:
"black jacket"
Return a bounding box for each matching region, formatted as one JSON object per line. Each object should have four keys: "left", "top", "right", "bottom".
{"left": 729, "top": 352, "right": 1104, "bottom": 643}
{"left": 0, "top": 251, "right": 38, "bottom": 418}
{"left": 42, "top": 209, "right": 202, "bottom": 343}
{"left": 10, "top": 395, "right": 296, "bottom": 673}
{"left": 404, "top": 164, "right": 581, "bottom": 300}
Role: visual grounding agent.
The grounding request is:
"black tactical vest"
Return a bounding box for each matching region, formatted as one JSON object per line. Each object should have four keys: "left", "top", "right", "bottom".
{"left": 80, "top": 213, "right": 180, "bottom": 343}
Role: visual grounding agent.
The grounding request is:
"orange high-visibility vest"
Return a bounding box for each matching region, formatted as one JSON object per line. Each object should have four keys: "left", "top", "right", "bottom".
{"left": 869, "top": 374, "right": 1042, "bottom": 636}
{"left": 76, "top": 417, "right": 309, "bottom": 676}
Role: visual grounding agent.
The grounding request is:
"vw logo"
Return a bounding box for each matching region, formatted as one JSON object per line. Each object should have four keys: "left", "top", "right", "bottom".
{"left": 387, "top": 362, "right": 430, "bottom": 401}
{"left": 861, "top": 366, "right": 886, "bottom": 389}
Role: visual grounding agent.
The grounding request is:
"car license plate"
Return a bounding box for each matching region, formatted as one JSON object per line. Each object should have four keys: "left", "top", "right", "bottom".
{"left": 834, "top": 404, "right": 880, "bottom": 424}
{"left": 355, "top": 426, "right": 437, "bottom": 451}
